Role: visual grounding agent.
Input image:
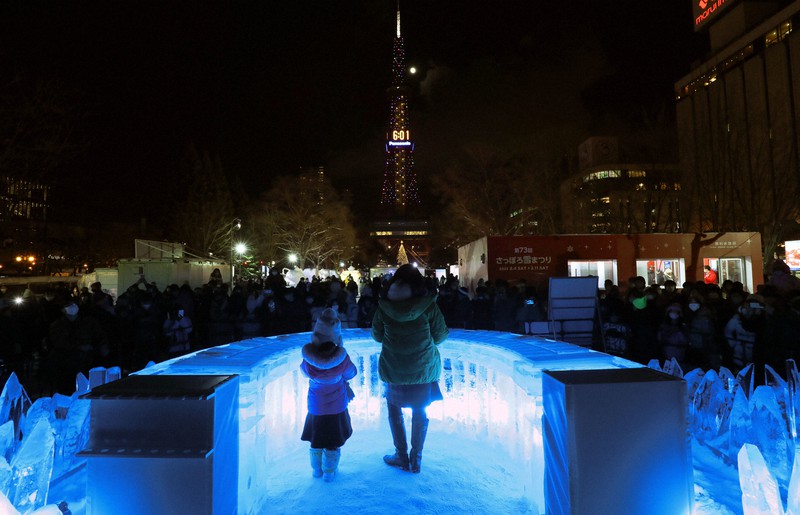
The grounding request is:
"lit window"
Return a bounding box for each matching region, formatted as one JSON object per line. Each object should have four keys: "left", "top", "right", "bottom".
{"left": 766, "top": 29, "right": 778, "bottom": 47}
{"left": 780, "top": 20, "right": 792, "bottom": 39}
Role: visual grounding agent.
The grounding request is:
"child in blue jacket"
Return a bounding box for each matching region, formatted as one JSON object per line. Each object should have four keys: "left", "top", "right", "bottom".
{"left": 300, "top": 307, "right": 357, "bottom": 481}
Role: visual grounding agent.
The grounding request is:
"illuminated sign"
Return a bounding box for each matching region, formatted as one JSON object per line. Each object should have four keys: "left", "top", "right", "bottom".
{"left": 786, "top": 240, "right": 800, "bottom": 270}
{"left": 388, "top": 141, "right": 412, "bottom": 147}
{"left": 391, "top": 130, "right": 410, "bottom": 140}
{"left": 693, "top": 0, "right": 738, "bottom": 31}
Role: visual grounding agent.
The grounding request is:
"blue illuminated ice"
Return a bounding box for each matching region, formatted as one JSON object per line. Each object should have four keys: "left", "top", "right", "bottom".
{"left": 54, "top": 396, "right": 90, "bottom": 478}
{"left": 0, "top": 373, "right": 29, "bottom": 443}
{"left": 787, "top": 449, "right": 800, "bottom": 515}
{"left": 74, "top": 374, "right": 89, "bottom": 396}
{"left": 730, "top": 385, "right": 752, "bottom": 462}
{"left": 692, "top": 369, "right": 734, "bottom": 443}
{"left": 10, "top": 417, "right": 54, "bottom": 512}
{"left": 6, "top": 330, "right": 800, "bottom": 513}
{"left": 739, "top": 443, "right": 783, "bottom": 514}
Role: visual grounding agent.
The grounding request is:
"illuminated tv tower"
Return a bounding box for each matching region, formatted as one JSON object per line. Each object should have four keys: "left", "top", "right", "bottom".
{"left": 370, "top": 2, "right": 430, "bottom": 267}
{"left": 380, "top": 2, "right": 420, "bottom": 213}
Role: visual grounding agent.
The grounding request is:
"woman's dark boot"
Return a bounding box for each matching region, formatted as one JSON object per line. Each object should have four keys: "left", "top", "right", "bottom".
{"left": 384, "top": 404, "right": 410, "bottom": 470}
{"left": 409, "top": 413, "right": 429, "bottom": 473}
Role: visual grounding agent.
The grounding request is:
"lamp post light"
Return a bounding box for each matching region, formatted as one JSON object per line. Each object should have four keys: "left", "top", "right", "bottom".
{"left": 230, "top": 218, "right": 242, "bottom": 284}
{"left": 288, "top": 253, "right": 298, "bottom": 267}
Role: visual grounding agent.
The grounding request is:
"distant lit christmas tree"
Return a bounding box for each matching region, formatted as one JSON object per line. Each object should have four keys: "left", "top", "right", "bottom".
{"left": 396, "top": 241, "right": 409, "bottom": 265}
{"left": 380, "top": 5, "right": 420, "bottom": 214}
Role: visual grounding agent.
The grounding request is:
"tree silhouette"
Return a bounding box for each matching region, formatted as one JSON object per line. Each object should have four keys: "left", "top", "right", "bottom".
{"left": 252, "top": 176, "right": 356, "bottom": 272}
{"left": 431, "top": 145, "right": 561, "bottom": 247}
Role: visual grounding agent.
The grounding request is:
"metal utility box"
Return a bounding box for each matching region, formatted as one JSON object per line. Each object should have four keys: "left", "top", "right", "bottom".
{"left": 79, "top": 374, "right": 239, "bottom": 515}
{"left": 542, "top": 368, "right": 692, "bottom": 515}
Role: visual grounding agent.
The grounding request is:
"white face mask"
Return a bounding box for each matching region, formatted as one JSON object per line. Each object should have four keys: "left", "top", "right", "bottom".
{"left": 668, "top": 312, "right": 680, "bottom": 320}
{"left": 688, "top": 303, "right": 700, "bottom": 312}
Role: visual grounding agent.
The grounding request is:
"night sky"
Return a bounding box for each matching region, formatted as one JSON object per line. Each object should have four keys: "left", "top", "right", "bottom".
{"left": 1, "top": 1, "right": 708, "bottom": 225}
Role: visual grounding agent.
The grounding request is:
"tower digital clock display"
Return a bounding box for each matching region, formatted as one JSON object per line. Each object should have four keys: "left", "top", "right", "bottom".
{"left": 390, "top": 130, "right": 410, "bottom": 141}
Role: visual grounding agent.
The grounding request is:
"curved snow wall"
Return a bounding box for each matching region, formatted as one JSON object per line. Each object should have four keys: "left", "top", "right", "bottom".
{"left": 139, "top": 329, "right": 641, "bottom": 514}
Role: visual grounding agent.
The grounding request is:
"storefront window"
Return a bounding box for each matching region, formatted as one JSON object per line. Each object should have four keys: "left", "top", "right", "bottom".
{"left": 635, "top": 259, "right": 684, "bottom": 286}
{"left": 719, "top": 258, "right": 745, "bottom": 285}
{"left": 568, "top": 260, "right": 617, "bottom": 288}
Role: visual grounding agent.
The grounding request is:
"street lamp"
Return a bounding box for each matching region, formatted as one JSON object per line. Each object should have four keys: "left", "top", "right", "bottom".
{"left": 230, "top": 218, "right": 242, "bottom": 284}
{"left": 288, "top": 253, "right": 298, "bottom": 266}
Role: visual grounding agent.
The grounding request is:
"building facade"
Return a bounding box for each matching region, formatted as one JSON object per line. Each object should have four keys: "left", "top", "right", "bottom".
{"left": 560, "top": 137, "right": 682, "bottom": 234}
{"left": 675, "top": 0, "right": 800, "bottom": 255}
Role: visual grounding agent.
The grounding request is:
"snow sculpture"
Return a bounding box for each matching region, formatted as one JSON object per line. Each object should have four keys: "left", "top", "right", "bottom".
{"left": 88, "top": 367, "right": 106, "bottom": 389}
{"left": 692, "top": 369, "right": 733, "bottom": 443}
{"left": 737, "top": 363, "right": 756, "bottom": 399}
{"left": 663, "top": 357, "right": 684, "bottom": 378}
{"left": 749, "top": 385, "right": 793, "bottom": 494}
{"left": 684, "top": 368, "right": 705, "bottom": 400}
{"left": 21, "top": 398, "right": 52, "bottom": 441}
{"left": 739, "top": 443, "right": 784, "bottom": 515}
{"left": 0, "top": 373, "right": 29, "bottom": 445}
{"left": 787, "top": 448, "right": 800, "bottom": 515}
{"left": 719, "top": 366, "right": 736, "bottom": 391}
{"left": 787, "top": 360, "right": 799, "bottom": 441}
{"left": 9, "top": 418, "right": 54, "bottom": 512}
{"left": 74, "top": 373, "right": 89, "bottom": 396}
{"left": 53, "top": 395, "right": 90, "bottom": 478}
{"left": 730, "top": 385, "right": 752, "bottom": 462}
{"left": 106, "top": 366, "right": 121, "bottom": 383}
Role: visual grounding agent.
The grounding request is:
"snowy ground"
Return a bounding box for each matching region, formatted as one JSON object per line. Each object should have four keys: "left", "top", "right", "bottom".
{"left": 267, "top": 431, "right": 745, "bottom": 515}
{"left": 265, "top": 428, "right": 534, "bottom": 515}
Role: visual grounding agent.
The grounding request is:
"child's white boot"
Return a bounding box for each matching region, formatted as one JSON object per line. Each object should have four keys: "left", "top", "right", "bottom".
{"left": 322, "top": 448, "right": 341, "bottom": 482}
{"left": 309, "top": 448, "right": 323, "bottom": 478}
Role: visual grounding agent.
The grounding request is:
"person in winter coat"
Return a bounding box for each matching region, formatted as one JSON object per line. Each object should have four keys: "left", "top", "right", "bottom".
{"left": 300, "top": 307, "right": 358, "bottom": 482}
{"left": 723, "top": 294, "right": 766, "bottom": 372}
{"left": 371, "top": 264, "right": 449, "bottom": 473}
{"left": 657, "top": 302, "right": 689, "bottom": 367}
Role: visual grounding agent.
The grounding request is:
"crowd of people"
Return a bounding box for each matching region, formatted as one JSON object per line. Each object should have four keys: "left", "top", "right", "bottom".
{"left": 597, "top": 260, "right": 800, "bottom": 377}
{"left": 1, "top": 259, "right": 799, "bottom": 397}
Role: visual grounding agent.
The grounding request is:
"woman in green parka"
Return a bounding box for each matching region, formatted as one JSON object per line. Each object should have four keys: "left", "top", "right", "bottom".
{"left": 371, "top": 264, "right": 449, "bottom": 473}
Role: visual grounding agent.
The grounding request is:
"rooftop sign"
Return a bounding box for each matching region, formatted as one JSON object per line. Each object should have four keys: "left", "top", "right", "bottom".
{"left": 693, "top": 0, "right": 738, "bottom": 31}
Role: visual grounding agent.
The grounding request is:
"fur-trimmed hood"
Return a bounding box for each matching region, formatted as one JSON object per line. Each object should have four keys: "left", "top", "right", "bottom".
{"left": 302, "top": 342, "right": 347, "bottom": 370}
{"left": 387, "top": 281, "right": 413, "bottom": 301}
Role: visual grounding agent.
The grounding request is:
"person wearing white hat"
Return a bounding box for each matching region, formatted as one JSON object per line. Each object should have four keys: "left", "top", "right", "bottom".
{"left": 300, "top": 307, "right": 357, "bottom": 482}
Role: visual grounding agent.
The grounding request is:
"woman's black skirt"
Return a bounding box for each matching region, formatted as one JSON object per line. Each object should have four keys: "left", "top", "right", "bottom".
{"left": 385, "top": 381, "right": 443, "bottom": 409}
{"left": 301, "top": 410, "right": 353, "bottom": 449}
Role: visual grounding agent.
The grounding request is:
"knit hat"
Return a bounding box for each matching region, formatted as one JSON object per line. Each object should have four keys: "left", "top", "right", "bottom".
{"left": 312, "top": 307, "right": 343, "bottom": 346}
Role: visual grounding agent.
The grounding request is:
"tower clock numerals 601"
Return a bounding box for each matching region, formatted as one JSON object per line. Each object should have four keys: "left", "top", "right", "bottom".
{"left": 391, "top": 130, "right": 410, "bottom": 141}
